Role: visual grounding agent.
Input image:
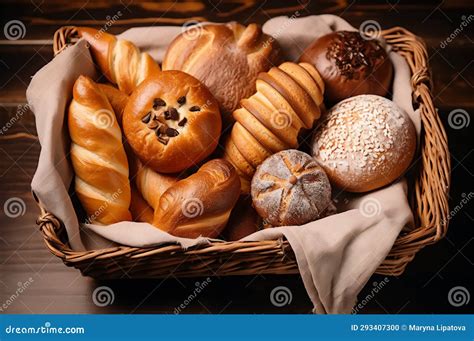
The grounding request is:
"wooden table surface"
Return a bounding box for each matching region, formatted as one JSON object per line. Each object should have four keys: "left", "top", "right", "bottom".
{"left": 0, "top": 0, "right": 472, "bottom": 314}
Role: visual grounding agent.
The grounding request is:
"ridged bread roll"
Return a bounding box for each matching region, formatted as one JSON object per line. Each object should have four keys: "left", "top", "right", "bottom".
{"left": 76, "top": 27, "right": 161, "bottom": 94}
{"left": 162, "top": 22, "right": 280, "bottom": 124}
{"left": 68, "top": 76, "right": 131, "bottom": 224}
{"left": 153, "top": 159, "right": 240, "bottom": 238}
{"left": 223, "top": 62, "right": 325, "bottom": 192}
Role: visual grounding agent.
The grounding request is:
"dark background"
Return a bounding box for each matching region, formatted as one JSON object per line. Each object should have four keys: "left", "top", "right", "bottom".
{"left": 0, "top": 0, "right": 472, "bottom": 314}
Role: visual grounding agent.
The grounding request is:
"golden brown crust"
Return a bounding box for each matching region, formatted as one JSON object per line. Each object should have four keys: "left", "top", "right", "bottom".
{"left": 131, "top": 158, "right": 178, "bottom": 209}
{"left": 311, "top": 95, "right": 416, "bottom": 192}
{"left": 162, "top": 22, "right": 281, "bottom": 124}
{"left": 299, "top": 31, "right": 393, "bottom": 103}
{"left": 68, "top": 75, "right": 131, "bottom": 224}
{"left": 224, "top": 62, "right": 325, "bottom": 193}
{"left": 153, "top": 159, "right": 241, "bottom": 238}
{"left": 130, "top": 185, "right": 154, "bottom": 224}
{"left": 76, "top": 27, "right": 161, "bottom": 94}
{"left": 123, "top": 71, "right": 222, "bottom": 173}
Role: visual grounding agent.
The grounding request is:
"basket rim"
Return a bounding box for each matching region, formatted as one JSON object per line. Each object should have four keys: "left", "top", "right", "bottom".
{"left": 35, "top": 24, "right": 451, "bottom": 277}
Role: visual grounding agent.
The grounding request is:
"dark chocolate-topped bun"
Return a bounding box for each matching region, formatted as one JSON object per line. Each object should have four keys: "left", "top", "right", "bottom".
{"left": 299, "top": 31, "right": 393, "bottom": 103}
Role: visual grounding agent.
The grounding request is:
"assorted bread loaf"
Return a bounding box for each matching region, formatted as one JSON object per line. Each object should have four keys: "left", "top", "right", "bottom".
{"left": 163, "top": 22, "right": 281, "bottom": 125}
{"left": 67, "top": 23, "right": 416, "bottom": 238}
{"left": 76, "top": 27, "right": 161, "bottom": 94}
{"left": 223, "top": 62, "right": 325, "bottom": 192}
{"left": 123, "top": 70, "right": 221, "bottom": 173}
{"left": 153, "top": 159, "right": 241, "bottom": 238}
{"left": 299, "top": 31, "right": 393, "bottom": 103}
{"left": 68, "top": 75, "right": 131, "bottom": 224}
{"left": 311, "top": 95, "right": 416, "bottom": 192}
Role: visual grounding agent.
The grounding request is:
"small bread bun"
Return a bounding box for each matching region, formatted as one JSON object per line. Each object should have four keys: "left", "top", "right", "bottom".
{"left": 299, "top": 31, "right": 393, "bottom": 103}
{"left": 153, "top": 159, "right": 241, "bottom": 238}
{"left": 311, "top": 95, "right": 416, "bottom": 192}
{"left": 123, "top": 71, "right": 221, "bottom": 173}
{"left": 251, "top": 150, "right": 333, "bottom": 227}
{"left": 162, "top": 22, "right": 281, "bottom": 124}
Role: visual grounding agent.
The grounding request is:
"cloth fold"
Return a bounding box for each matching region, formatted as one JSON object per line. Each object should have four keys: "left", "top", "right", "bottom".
{"left": 27, "top": 14, "right": 418, "bottom": 314}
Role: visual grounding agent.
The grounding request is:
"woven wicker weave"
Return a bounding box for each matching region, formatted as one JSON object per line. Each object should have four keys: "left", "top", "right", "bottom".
{"left": 35, "top": 26, "right": 450, "bottom": 278}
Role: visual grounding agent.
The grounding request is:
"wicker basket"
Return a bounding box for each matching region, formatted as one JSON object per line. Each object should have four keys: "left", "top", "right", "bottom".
{"left": 35, "top": 25, "right": 450, "bottom": 279}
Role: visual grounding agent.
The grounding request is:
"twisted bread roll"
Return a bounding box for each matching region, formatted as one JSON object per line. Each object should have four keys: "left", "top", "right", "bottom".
{"left": 77, "top": 27, "right": 161, "bottom": 94}
{"left": 223, "top": 62, "right": 325, "bottom": 192}
{"left": 153, "top": 159, "right": 240, "bottom": 238}
{"left": 68, "top": 76, "right": 131, "bottom": 224}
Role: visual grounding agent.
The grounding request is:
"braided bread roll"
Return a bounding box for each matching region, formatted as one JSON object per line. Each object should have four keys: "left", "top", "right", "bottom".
{"left": 76, "top": 27, "right": 161, "bottom": 94}
{"left": 224, "top": 62, "right": 325, "bottom": 192}
{"left": 68, "top": 75, "right": 131, "bottom": 224}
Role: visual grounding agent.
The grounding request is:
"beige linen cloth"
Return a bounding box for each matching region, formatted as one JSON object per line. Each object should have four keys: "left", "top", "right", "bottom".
{"left": 27, "top": 15, "right": 420, "bottom": 314}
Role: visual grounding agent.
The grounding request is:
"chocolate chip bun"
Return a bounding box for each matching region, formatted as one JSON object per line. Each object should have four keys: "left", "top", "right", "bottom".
{"left": 162, "top": 22, "right": 281, "bottom": 125}
{"left": 311, "top": 95, "right": 416, "bottom": 193}
{"left": 251, "top": 150, "right": 333, "bottom": 227}
{"left": 123, "top": 71, "right": 221, "bottom": 173}
{"left": 299, "top": 31, "right": 393, "bottom": 103}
